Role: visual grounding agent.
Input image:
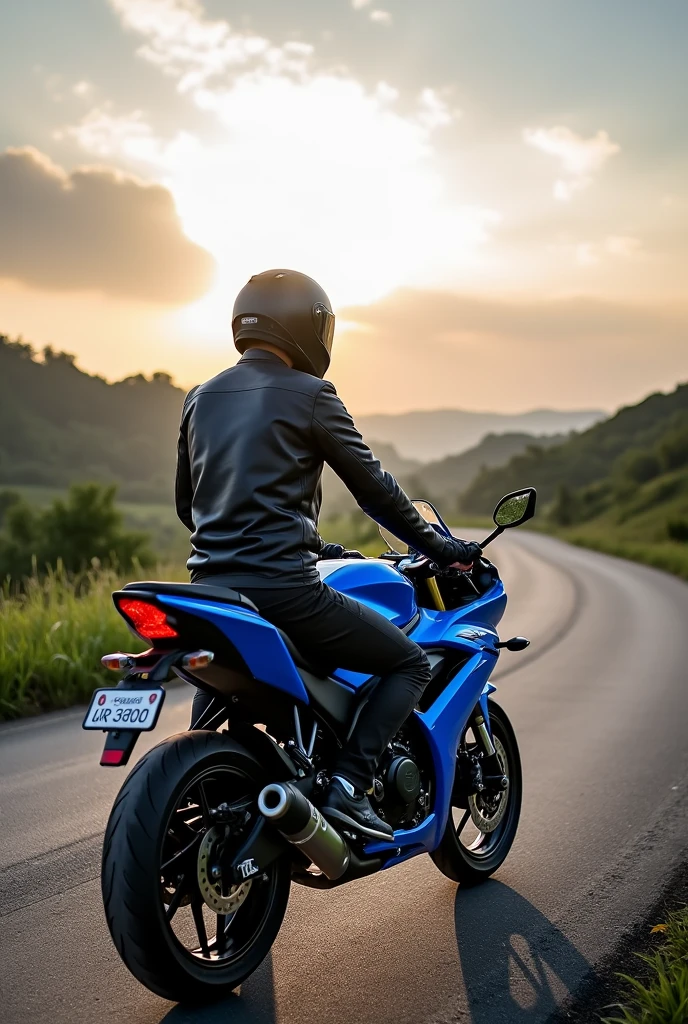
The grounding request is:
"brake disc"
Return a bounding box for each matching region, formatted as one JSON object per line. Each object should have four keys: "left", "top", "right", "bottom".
{"left": 468, "top": 735, "right": 510, "bottom": 833}
{"left": 197, "top": 827, "right": 253, "bottom": 914}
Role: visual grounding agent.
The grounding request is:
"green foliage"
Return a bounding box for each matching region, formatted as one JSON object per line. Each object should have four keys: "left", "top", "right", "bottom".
{"left": 666, "top": 519, "right": 688, "bottom": 543}
{"left": 0, "top": 482, "right": 154, "bottom": 579}
{"left": 0, "top": 565, "right": 144, "bottom": 719}
{"left": 0, "top": 334, "right": 185, "bottom": 501}
{"left": 617, "top": 449, "right": 663, "bottom": 485}
{"left": 461, "top": 383, "right": 688, "bottom": 514}
{"left": 320, "top": 511, "right": 383, "bottom": 555}
{"left": 549, "top": 485, "right": 581, "bottom": 527}
{"left": 602, "top": 905, "right": 688, "bottom": 1024}
{"left": 0, "top": 488, "right": 21, "bottom": 525}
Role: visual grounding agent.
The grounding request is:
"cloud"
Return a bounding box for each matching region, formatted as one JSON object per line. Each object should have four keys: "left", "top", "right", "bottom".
{"left": 524, "top": 125, "right": 620, "bottom": 201}
{"left": 0, "top": 147, "right": 215, "bottom": 302}
{"left": 74, "top": 0, "right": 492, "bottom": 306}
{"left": 335, "top": 288, "right": 688, "bottom": 413}
{"left": 575, "top": 235, "right": 643, "bottom": 266}
{"left": 351, "top": 0, "right": 372, "bottom": 8}
{"left": 370, "top": 10, "right": 392, "bottom": 24}
{"left": 109, "top": 0, "right": 312, "bottom": 93}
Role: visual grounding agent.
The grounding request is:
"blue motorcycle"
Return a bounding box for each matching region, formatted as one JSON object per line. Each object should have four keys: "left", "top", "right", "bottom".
{"left": 87, "top": 488, "right": 536, "bottom": 1002}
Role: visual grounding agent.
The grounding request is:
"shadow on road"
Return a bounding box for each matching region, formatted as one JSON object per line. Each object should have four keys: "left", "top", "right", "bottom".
{"left": 158, "top": 952, "right": 277, "bottom": 1024}
{"left": 455, "top": 880, "right": 596, "bottom": 1023}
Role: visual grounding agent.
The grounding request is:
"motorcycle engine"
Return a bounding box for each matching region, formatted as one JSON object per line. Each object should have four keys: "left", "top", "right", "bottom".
{"left": 373, "top": 734, "right": 431, "bottom": 830}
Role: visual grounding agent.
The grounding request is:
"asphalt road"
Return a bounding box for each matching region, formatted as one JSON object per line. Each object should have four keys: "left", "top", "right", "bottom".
{"left": 1, "top": 532, "right": 688, "bottom": 1024}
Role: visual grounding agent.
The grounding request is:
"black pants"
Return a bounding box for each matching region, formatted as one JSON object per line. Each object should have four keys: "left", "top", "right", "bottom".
{"left": 190, "top": 579, "right": 431, "bottom": 791}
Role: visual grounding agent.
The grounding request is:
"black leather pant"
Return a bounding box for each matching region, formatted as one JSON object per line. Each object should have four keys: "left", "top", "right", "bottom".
{"left": 189, "top": 579, "right": 431, "bottom": 791}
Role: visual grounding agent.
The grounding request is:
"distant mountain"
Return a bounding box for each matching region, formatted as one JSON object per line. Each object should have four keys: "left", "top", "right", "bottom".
{"left": 357, "top": 408, "right": 605, "bottom": 462}
{"left": 460, "top": 382, "right": 688, "bottom": 514}
{"left": 320, "top": 432, "right": 565, "bottom": 519}
{"left": 402, "top": 432, "right": 566, "bottom": 505}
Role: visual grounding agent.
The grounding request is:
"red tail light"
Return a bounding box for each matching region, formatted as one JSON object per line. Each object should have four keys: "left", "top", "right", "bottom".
{"left": 118, "top": 599, "right": 178, "bottom": 640}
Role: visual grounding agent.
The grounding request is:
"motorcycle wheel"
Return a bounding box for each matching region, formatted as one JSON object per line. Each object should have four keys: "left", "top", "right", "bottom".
{"left": 430, "top": 700, "right": 521, "bottom": 885}
{"left": 101, "top": 730, "right": 291, "bottom": 1003}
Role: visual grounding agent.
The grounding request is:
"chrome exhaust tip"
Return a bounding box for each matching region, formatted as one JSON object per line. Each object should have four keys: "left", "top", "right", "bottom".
{"left": 258, "top": 782, "right": 350, "bottom": 880}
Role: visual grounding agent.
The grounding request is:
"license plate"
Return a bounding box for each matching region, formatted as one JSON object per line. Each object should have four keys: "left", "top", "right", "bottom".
{"left": 82, "top": 687, "right": 165, "bottom": 731}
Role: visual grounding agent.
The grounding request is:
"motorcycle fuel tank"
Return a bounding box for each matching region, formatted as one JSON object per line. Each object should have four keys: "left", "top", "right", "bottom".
{"left": 316, "top": 559, "right": 417, "bottom": 629}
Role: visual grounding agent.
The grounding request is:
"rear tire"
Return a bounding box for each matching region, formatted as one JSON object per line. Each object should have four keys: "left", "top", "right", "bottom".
{"left": 101, "top": 730, "right": 291, "bottom": 1003}
{"left": 430, "top": 700, "right": 521, "bottom": 885}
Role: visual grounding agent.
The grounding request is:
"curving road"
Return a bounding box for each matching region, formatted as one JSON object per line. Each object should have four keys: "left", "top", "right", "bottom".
{"left": 1, "top": 532, "right": 688, "bottom": 1024}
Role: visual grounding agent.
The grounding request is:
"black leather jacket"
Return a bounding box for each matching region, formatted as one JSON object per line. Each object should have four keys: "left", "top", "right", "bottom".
{"left": 176, "top": 350, "right": 479, "bottom": 586}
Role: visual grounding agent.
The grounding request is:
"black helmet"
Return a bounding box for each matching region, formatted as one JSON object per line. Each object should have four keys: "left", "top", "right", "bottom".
{"left": 232, "top": 269, "right": 335, "bottom": 378}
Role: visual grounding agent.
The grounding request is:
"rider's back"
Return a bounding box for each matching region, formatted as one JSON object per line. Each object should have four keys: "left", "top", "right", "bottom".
{"left": 177, "top": 349, "right": 329, "bottom": 587}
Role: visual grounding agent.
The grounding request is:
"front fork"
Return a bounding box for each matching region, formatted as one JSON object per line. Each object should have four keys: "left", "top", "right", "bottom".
{"left": 453, "top": 694, "right": 507, "bottom": 804}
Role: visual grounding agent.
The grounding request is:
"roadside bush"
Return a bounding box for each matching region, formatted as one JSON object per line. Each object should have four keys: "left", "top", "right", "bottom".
{"left": 666, "top": 518, "right": 688, "bottom": 543}
{"left": 0, "top": 482, "right": 153, "bottom": 580}
{"left": 616, "top": 449, "right": 663, "bottom": 485}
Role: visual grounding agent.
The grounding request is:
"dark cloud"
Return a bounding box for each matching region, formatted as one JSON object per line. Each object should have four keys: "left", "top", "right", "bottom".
{"left": 0, "top": 147, "right": 215, "bottom": 303}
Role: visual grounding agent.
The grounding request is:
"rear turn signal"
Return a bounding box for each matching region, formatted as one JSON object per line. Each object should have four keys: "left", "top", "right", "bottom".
{"left": 181, "top": 650, "right": 214, "bottom": 670}
{"left": 118, "top": 599, "right": 178, "bottom": 640}
{"left": 101, "top": 653, "right": 133, "bottom": 671}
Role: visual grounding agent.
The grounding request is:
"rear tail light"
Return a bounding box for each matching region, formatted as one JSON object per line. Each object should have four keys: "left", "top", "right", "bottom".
{"left": 117, "top": 599, "right": 178, "bottom": 640}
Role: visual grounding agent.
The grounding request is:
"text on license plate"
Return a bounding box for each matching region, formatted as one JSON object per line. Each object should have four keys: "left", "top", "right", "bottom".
{"left": 82, "top": 687, "right": 165, "bottom": 731}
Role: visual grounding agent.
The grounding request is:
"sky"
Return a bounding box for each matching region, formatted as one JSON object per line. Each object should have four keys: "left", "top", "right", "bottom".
{"left": 1, "top": 0, "right": 687, "bottom": 414}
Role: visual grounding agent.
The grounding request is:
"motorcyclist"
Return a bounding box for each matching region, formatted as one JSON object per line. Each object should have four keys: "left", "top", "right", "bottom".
{"left": 175, "top": 269, "right": 482, "bottom": 841}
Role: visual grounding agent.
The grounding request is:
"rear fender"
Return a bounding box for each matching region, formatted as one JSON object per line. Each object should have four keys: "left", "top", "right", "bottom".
{"left": 229, "top": 722, "right": 300, "bottom": 780}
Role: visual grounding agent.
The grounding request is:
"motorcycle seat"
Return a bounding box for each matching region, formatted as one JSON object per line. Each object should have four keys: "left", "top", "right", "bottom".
{"left": 121, "top": 580, "right": 261, "bottom": 612}
{"left": 122, "top": 581, "right": 370, "bottom": 725}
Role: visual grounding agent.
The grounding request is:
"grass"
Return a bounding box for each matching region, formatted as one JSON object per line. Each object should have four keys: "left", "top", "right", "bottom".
{"left": 601, "top": 905, "right": 688, "bottom": 1023}
{"left": 0, "top": 563, "right": 185, "bottom": 721}
{"left": 568, "top": 536, "right": 688, "bottom": 582}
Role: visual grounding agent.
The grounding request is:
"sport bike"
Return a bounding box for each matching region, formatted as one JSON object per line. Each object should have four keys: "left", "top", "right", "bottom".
{"left": 86, "top": 487, "right": 536, "bottom": 1002}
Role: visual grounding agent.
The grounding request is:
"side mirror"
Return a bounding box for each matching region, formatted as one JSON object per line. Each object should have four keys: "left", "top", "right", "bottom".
{"left": 493, "top": 488, "right": 537, "bottom": 528}
{"left": 479, "top": 487, "right": 537, "bottom": 548}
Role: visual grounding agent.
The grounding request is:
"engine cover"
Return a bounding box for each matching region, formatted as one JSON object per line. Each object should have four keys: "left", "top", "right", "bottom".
{"left": 388, "top": 756, "right": 421, "bottom": 803}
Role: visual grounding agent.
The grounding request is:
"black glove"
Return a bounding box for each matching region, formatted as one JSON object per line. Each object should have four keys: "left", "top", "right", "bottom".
{"left": 445, "top": 539, "right": 482, "bottom": 567}
{"left": 319, "top": 543, "right": 367, "bottom": 561}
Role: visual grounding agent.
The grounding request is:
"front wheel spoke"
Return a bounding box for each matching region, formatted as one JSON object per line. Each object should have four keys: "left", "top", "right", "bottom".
{"left": 191, "top": 894, "right": 210, "bottom": 958}
{"left": 456, "top": 808, "right": 471, "bottom": 836}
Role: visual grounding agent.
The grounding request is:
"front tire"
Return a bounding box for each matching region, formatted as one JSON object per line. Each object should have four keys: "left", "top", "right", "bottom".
{"left": 101, "top": 730, "right": 291, "bottom": 1003}
{"left": 430, "top": 700, "right": 521, "bottom": 885}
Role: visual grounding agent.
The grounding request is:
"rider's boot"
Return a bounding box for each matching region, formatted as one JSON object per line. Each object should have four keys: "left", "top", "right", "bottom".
{"left": 321, "top": 777, "right": 394, "bottom": 842}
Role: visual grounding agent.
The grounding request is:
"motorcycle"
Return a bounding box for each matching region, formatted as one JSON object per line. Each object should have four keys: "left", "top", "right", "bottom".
{"left": 85, "top": 487, "right": 536, "bottom": 1002}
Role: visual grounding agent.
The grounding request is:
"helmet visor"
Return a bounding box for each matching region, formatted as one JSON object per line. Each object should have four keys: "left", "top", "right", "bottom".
{"left": 312, "top": 303, "right": 335, "bottom": 354}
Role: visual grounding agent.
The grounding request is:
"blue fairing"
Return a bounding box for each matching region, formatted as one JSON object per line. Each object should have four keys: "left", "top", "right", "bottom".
{"left": 316, "top": 559, "right": 417, "bottom": 628}
{"left": 147, "top": 557, "right": 510, "bottom": 865}
{"left": 157, "top": 595, "right": 309, "bottom": 702}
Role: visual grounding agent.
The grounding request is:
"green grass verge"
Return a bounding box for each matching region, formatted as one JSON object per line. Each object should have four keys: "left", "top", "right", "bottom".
{"left": 0, "top": 564, "right": 185, "bottom": 721}
{"left": 554, "top": 531, "right": 688, "bottom": 583}
{"left": 601, "top": 905, "right": 688, "bottom": 1023}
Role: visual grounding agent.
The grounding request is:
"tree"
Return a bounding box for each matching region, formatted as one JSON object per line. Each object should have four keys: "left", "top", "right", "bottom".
{"left": 548, "top": 484, "right": 581, "bottom": 527}
{"left": 0, "top": 483, "right": 153, "bottom": 579}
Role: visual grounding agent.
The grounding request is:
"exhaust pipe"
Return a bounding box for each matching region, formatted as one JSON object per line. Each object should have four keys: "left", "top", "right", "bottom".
{"left": 258, "top": 782, "right": 350, "bottom": 880}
